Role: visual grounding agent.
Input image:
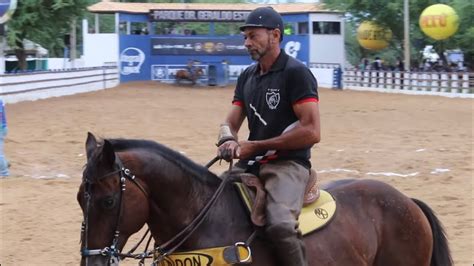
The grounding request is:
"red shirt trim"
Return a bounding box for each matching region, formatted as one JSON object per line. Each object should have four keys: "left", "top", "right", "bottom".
{"left": 232, "top": 100, "right": 244, "bottom": 106}
{"left": 294, "top": 97, "right": 319, "bottom": 105}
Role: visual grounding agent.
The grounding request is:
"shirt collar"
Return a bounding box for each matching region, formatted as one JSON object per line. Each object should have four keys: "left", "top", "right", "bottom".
{"left": 254, "top": 49, "right": 289, "bottom": 75}
{"left": 269, "top": 49, "right": 289, "bottom": 72}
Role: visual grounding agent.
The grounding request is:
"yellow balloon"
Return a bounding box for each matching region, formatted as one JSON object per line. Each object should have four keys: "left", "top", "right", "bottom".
{"left": 357, "top": 21, "right": 393, "bottom": 51}
{"left": 419, "top": 4, "right": 459, "bottom": 40}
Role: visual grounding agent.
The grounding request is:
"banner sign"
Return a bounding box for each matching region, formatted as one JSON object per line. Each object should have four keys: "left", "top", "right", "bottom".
{"left": 151, "top": 38, "right": 247, "bottom": 55}
{"left": 0, "top": 0, "right": 17, "bottom": 24}
{"left": 150, "top": 9, "right": 250, "bottom": 22}
{"left": 120, "top": 47, "right": 146, "bottom": 76}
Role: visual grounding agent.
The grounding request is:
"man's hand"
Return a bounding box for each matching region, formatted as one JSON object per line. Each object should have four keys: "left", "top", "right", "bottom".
{"left": 217, "top": 140, "right": 240, "bottom": 161}
{"left": 236, "top": 140, "right": 257, "bottom": 160}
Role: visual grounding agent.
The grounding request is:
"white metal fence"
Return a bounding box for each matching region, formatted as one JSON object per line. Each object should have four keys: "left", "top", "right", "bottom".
{"left": 343, "top": 70, "right": 473, "bottom": 97}
{"left": 0, "top": 66, "right": 119, "bottom": 104}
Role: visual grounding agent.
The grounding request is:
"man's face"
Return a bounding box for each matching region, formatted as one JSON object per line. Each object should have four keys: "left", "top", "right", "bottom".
{"left": 243, "top": 27, "right": 278, "bottom": 61}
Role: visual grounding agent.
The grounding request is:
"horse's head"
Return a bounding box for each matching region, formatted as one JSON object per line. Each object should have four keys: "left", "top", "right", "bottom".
{"left": 196, "top": 67, "right": 204, "bottom": 76}
{"left": 194, "top": 67, "right": 204, "bottom": 77}
{"left": 77, "top": 133, "right": 149, "bottom": 266}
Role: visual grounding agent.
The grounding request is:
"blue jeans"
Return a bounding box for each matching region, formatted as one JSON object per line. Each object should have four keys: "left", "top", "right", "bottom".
{"left": 0, "top": 136, "right": 9, "bottom": 176}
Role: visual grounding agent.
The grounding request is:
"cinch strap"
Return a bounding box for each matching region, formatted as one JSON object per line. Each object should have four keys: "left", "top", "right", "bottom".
{"left": 154, "top": 243, "right": 252, "bottom": 265}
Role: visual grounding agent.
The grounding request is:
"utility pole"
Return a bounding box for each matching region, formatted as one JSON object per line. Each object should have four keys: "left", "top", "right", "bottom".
{"left": 404, "top": 0, "right": 410, "bottom": 71}
{"left": 70, "top": 18, "right": 77, "bottom": 68}
{"left": 0, "top": 25, "right": 5, "bottom": 75}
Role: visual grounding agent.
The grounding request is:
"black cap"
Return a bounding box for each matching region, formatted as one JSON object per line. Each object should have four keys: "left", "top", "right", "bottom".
{"left": 240, "top": 7, "right": 284, "bottom": 41}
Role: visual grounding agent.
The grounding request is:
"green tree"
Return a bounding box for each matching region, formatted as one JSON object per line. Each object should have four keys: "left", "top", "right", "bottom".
{"left": 324, "top": 0, "right": 473, "bottom": 70}
{"left": 450, "top": 0, "right": 474, "bottom": 70}
{"left": 6, "top": 0, "right": 90, "bottom": 70}
{"left": 119, "top": 0, "right": 244, "bottom": 2}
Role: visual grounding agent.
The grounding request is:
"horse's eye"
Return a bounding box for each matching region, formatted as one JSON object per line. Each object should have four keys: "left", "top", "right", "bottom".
{"left": 101, "top": 196, "right": 116, "bottom": 210}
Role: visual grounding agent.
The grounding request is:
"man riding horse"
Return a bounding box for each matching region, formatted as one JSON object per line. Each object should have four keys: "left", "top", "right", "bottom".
{"left": 217, "top": 7, "right": 320, "bottom": 266}
{"left": 185, "top": 59, "right": 198, "bottom": 77}
{"left": 176, "top": 60, "right": 202, "bottom": 85}
{"left": 77, "top": 8, "right": 452, "bottom": 266}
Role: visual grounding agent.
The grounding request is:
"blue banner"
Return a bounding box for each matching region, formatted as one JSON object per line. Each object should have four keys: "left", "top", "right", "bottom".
{"left": 151, "top": 37, "right": 246, "bottom": 55}
{"left": 119, "top": 35, "right": 151, "bottom": 82}
{"left": 119, "top": 34, "right": 309, "bottom": 82}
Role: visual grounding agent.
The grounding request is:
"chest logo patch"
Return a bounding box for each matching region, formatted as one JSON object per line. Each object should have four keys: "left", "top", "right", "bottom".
{"left": 266, "top": 91, "right": 280, "bottom": 110}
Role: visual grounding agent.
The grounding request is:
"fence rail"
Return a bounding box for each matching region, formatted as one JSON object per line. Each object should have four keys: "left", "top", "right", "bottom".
{"left": 343, "top": 70, "right": 474, "bottom": 96}
{"left": 309, "top": 63, "right": 340, "bottom": 69}
{"left": 0, "top": 66, "right": 119, "bottom": 104}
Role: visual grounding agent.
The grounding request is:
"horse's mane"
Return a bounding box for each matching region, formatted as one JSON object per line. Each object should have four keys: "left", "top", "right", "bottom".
{"left": 108, "top": 138, "right": 220, "bottom": 186}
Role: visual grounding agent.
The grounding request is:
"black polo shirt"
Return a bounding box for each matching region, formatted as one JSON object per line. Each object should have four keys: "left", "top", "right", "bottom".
{"left": 233, "top": 50, "right": 318, "bottom": 168}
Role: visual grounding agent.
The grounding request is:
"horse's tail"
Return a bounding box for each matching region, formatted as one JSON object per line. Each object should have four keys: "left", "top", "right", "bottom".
{"left": 412, "top": 198, "right": 453, "bottom": 266}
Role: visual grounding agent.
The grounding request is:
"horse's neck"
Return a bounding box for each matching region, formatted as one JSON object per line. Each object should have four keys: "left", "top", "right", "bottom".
{"left": 147, "top": 170, "right": 253, "bottom": 248}
{"left": 145, "top": 161, "right": 217, "bottom": 239}
{"left": 188, "top": 185, "right": 255, "bottom": 247}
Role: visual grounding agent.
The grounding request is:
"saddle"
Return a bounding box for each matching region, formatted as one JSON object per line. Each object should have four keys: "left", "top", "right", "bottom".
{"left": 234, "top": 170, "right": 336, "bottom": 235}
{"left": 236, "top": 169, "right": 320, "bottom": 227}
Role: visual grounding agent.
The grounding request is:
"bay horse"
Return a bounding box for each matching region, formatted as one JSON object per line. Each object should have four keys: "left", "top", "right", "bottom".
{"left": 78, "top": 133, "right": 452, "bottom": 266}
{"left": 175, "top": 67, "right": 204, "bottom": 85}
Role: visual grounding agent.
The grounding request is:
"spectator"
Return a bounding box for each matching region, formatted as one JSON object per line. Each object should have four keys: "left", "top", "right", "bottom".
{"left": 423, "top": 59, "right": 432, "bottom": 71}
{"left": 171, "top": 27, "right": 181, "bottom": 35}
{"left": 359, "top": 58, "right": 369, "bottom": 71}
{"left": 0, "top": 99, "right": 9, "bottom": 177}
{"left": 396, "top": 57, "right": 404, "bottom": 71}
{"left": 372, "top": 57, "right": 383, "bottom": 71}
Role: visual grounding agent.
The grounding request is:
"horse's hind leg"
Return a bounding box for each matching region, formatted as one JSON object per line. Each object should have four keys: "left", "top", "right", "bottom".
{"left": 412, "top": 198, "right": 452, "bottom": 266}
{"left": 373, "top": 197, "right": 433, "bottom": 266}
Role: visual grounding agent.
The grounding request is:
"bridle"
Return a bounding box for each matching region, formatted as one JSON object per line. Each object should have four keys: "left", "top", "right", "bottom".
{"left": 80, "top": 155, "right": 238, "bottom": 265}
{"left": 80, "top": 154, "right": 149, "bottom": 265}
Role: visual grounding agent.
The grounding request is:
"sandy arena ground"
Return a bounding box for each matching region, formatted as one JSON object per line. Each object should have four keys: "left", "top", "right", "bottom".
{"left": 0, "top": 82, "right": 472, "bottom": 265}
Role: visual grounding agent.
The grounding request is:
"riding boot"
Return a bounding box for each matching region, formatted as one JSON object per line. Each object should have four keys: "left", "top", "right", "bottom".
{"left": 265, "top": 222, "right": 307, "bottom": 266}
{"left": 271, "top": 235, "right": 307, "bottom": 266}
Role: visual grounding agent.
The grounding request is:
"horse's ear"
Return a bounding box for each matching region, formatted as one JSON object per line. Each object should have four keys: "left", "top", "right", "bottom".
{"left": 85, "top": 132, "right": 97, "bottom": 160}
{"left": 101, "top": 139, "right": 116, "bottom": 167}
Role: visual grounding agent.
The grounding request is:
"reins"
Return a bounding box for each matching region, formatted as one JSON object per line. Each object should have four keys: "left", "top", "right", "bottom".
{"left": 152, "top": 156, "right": 233, "bottom": 263}
{"left": 150, "top": 157, "right": 258, "bottom": 265}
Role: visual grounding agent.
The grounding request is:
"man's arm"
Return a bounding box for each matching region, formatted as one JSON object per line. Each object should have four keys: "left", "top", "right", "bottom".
{"left": 217, "top": 105, "right": 246, "bottom": 160}
{"left": 237, "top": 101, "right": 320, "bottom": 159}
{"left": 224, "top": 104, "right": 246, "bottom": 137}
